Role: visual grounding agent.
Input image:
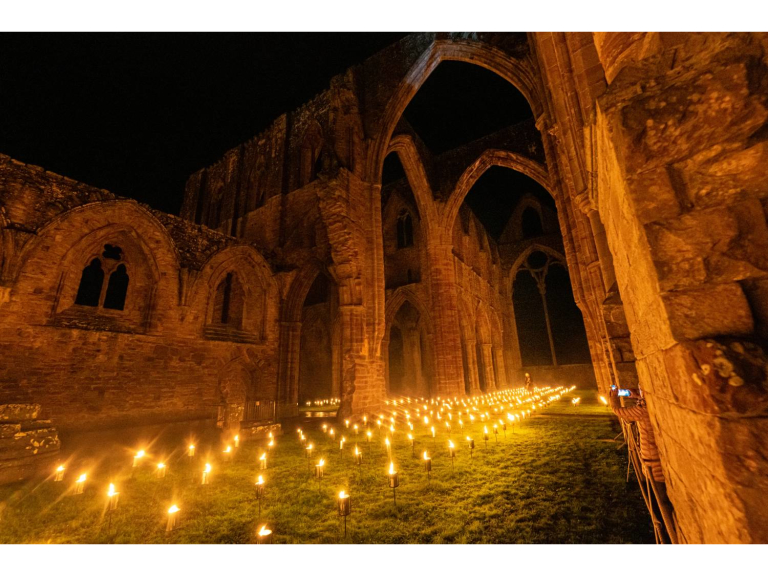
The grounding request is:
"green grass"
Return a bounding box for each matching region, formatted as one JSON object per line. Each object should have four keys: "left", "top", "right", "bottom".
{"left": 0, "top": 390, "right": 652, "bottom": 544}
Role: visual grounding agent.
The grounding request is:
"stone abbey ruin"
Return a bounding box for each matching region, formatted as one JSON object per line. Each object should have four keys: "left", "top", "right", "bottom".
{"left": 1, "top": 33, "right": 767, "bottom": 543}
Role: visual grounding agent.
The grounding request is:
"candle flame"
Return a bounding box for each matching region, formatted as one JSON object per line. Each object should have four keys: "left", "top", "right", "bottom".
{"left": 224, "top": 446, "right": 232, "bottom": 453}
{"left": 76, "top": 473, "right": 87, "bottom": 483}
{"left": 449, "top": 440, "right": 455, "bottom": 448}
{"left": 107, "top": 483, "right": 117, "bottom": 497}
{"left": 354, "top": 445, "right": 360, "bottom": 455}
{"left": 600, "top": 396, "right": 608, "bottom": 405}
{"left": 256, "top": 475, "right": 264, "bottom": 485}
{"left": 318, "top": 458, "right": 325, "bottom": 467}
{"left": 423, "top": 451, "right": 429, "bottom": 460}
{"left": 389, "top": 462, "right": 396, "bottom": 475}
{"left": 157, "top": 462, "right": 166, "bottom": 469}
{"left": 189, "top": 444, "right": 195, "bottom": 451}
{"left": 168, "top": 504, "right": 180, "bottom": 514}
{"left": 204, "top": 463, "right": 211, "bottom": 473}
{"left": 56, "top": 465, "right": 65, "bottom": 472}
{"left": 307, "top": 443, "right": 314, "bottom": 450}
{"left": 259, "top": 452, "right": 266, "bottom": 461}
{"left": 258, "top": 524, "right": 272, "bottom": 537}
{"left": 234, "top": 435, "right": 239, "bottom": 441}
{"left": 339, "top": 490, "right": 347, "bottom": 499}
{"left": 135, "top": 450, "right": 145, "bottom": 459}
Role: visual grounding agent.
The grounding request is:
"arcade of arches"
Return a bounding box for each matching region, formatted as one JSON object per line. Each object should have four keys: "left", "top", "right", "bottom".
{"left": 1, "top": 33, "right": 768, "bottom": 544}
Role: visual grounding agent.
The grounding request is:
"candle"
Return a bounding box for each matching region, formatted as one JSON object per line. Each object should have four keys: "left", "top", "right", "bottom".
{"left": 255, "top": 474, "right": 265, "bottom": 498}
{"left": 107, "top": 483, "right": 119, "bottom": 510}
{"left": 338, "top": 490, "right": 351, "bottom": 516}
{"left": 188, "top": 444, "right": 196, "bottom": 457}
{"left": 156, "top": 462, "right": 167, "bottom": 478}
{"left": 483, "top": 426, "right": 490, "bottom": 447}
{"left": 353, "top": 424, "right": 359, "bottom": 436}
{"left": 259, "top": 452, "right": 267, "bottom": 470}
{"left": 256, "top": 524, "right": 272, "bottom": 544}
{"left": 74, "top": 473, "right": 86, "bottom": 495}
{"left": 166, "top": 504, "right": 180, "bottom": 532}
{"left": 54, "top": 465, "right": 65, "bottom": 482}
{"left": 234, "top": 435, "right": 240, "bottom": 448}
{"left": 202, "top": 463, "right": 211, "bottom": 485}
{"left": 423, "top": 450, "right": 432, "bottom": 477}
{"left": 255, "top": 475, "right": 265, "bottom": 517}
{"left": 354, "top": 445, "right": 362, "bottom": 465}
{"left": 315, "top": 458, "right": 325, "bottom": 479}
{"left": 407, "top": 433, "right": 414, "bottom": 457}
{"left": 448, "top": 439, "right": 456, "bottom": 459}
{"left": 388, "top": 462, "right": 399, "bottom": 489}
{"left": 345, "top": 419, "right": 350, "bottom": 429}
{"left": 329, "top": 428, "right": 335, "bottom": 441}
{"left": 466, "top": 437, "right": 475, "bottom": 458}
{"left": 133, "top": 450, "right": 145, "bottom": 468}
{"left": 366, "top": 430, "right": 372, "bottom": 443}
{"left": 306, "top": 443, "right": 314, "bottom": 459}
{"left": 493, "top": 424, "right": 499, "bottom": 442}
{"left": 223, "top": 445, "right": 233, "bottom": 459}
{"left": 267, "top": 438, "right": 275, "bottom": 452}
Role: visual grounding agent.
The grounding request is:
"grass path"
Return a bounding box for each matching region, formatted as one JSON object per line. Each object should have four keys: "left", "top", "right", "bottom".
{"left": 0, "top": 390, "right": 654, "bottom": 543}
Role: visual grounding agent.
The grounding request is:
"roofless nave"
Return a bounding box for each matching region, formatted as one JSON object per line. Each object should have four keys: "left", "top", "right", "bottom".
{"left": 1, "top": 33, "right": 767, "bottom": 543}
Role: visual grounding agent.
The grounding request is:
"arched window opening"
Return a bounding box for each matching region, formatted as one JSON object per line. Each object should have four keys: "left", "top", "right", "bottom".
{"left": 102, "top": 244, "right": 123, "bottom": 260}
{"left": 522, "top": 207, "right": 544, "bottom": 238}
{"left": 397, "top": 211, "right": 414, "bottom": 249}
{"left": 402, "top": 60, "right": 535, "bottom": 154}
{"left": 388, "top": 326, "right": 405, "bottom": 395}
{"left": 313, "top": 153, "right": 324, "bottom": 180}
{"left": 74, "top": 258, "right": 104, "bottom": 307}
{"left": 103, "top": 264, "right": 129, "bottom": 311}
{"left": 214, "top": 272, "right": 244, "bottom": 329}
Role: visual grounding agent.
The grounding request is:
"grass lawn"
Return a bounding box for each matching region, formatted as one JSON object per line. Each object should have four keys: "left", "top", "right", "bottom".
{"left": 0, "top": 389, "right": 654, "bottom": 544}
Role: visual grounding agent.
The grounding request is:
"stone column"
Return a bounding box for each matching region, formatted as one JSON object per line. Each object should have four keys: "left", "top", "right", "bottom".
{"left": 276, "top": 320, "right": 301, "bottom": 418}
{"left": 465, "top": 339, "right": 481, "bottom": 394}
{"left": 481, "top": 344, "right": 496, "bottom": 390}
{"left": 425, "top": 242, "right": 466, "bottom": 396}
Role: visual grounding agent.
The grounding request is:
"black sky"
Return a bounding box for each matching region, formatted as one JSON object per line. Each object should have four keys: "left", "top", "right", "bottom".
{"left": 1, "top": 33, "right": 407, "bottom": 214}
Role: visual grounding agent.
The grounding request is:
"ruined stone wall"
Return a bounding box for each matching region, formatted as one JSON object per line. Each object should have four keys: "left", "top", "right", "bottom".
{"left": 534, "top": 31, "right": 768, "bottom": 543}
{"left": 0, "top": 156, "right": 281, "bottom": 433}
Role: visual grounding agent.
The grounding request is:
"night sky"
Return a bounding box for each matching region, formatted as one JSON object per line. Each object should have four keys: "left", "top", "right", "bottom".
{"left": 1, "top": 33, "right": 407, "bottom": 214}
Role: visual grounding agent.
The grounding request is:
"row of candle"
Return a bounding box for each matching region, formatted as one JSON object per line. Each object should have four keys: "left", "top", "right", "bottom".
{"left": 45, "top": 385, "right": 575, "bottom": 542}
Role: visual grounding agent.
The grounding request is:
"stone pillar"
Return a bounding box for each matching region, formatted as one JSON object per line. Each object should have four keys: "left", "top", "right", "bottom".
{"left": 425, "top": 242, "right": 466, "bottom": 396}
{"left": 465, "top": 339, "right": 481, "bottom": 394}
{"left": 481, "top": 344, "right": 496, "bottom": 390}
{"left": 276, "top": 320, "right": 301, "bottom": 418}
